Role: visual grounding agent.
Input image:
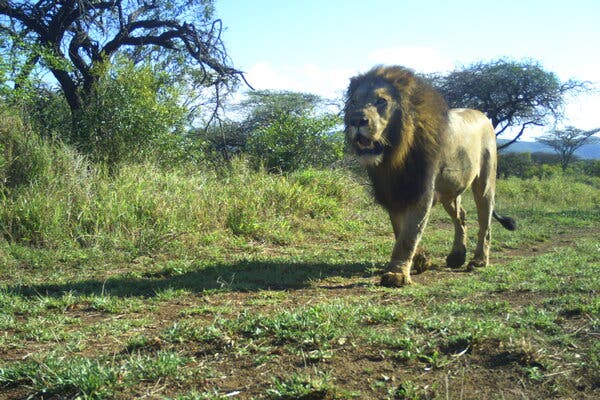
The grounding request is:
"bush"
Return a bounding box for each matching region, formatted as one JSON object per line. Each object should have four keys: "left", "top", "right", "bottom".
{"left": 0, "top": 108, "right": 93, "bottom": 246}
{"left": 531, "top": 152, "right": 561, "bottom": 165}
{"left": 497, "top": 152, "right": 534, "bottom": 178}
{"left": 498, "top": 150, "right": 599, "bottom": 179}
{"left": 75, "top": 58, "right": 187, "bottom": 168}
{"left": 0, "top": 108, "right": 77, "bottom": 189}
{"left": 523, "top": 163, "right": 562, "bottom": 179}
{"left": 580, "top": 160, "right": 600, "bottom": 177}
{"left": 18, "top": 85, "right": 72, "bottom": 141}
{"left": 246, "top": 111, "right": 343, "bottom": 172}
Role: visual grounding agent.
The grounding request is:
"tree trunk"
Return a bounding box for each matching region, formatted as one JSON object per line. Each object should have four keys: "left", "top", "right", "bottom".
{"left": 47, "top": 66, "right": 94, "bottom": 145}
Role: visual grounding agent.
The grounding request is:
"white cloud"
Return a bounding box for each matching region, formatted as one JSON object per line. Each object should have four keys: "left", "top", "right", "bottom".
{"left": 245, "top": 45, "right": 455, "bottom": 100}
{"left": 246, "top": 62, "right": 297, "bottom": 91}
{"left": 245, "top": 62, "right": 354, "bottom": 99}
{"left": 563, "top": 93, "right": 600, "bottom": 131}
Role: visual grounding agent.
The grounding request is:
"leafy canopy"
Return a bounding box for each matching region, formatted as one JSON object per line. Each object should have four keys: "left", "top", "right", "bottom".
{"left": 0, "top": 0, "right": 245, "bottom": 118}
{"left": 78, "top": 57, "right": 188, "bottom": 167}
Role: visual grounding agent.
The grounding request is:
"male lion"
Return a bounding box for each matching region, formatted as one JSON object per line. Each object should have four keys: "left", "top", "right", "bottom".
{"left": 344, "top": 65, "right": 516, "bottom": 287}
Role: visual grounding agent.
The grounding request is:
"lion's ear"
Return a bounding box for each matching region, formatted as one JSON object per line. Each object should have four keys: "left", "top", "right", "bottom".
{"left": 392, "top": 74, "right": 414, "bottom": 91}
{"left": 346, "top": 77, "right": 360, "bottom": 97}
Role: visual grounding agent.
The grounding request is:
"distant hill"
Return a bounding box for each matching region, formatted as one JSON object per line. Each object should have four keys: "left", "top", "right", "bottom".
{"left": 498, "top": 140, "right": 600, "bottom": 160}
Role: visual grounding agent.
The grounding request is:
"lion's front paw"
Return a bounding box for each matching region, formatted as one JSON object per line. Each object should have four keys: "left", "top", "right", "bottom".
{"left": 380, "top": 272, "right": 412, "bottom": 287}
{"left": 412, "top": 250, "right": 431, "bottom": 274}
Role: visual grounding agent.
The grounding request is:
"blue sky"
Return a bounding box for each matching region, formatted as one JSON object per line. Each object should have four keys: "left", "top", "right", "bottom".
{"left": 216, "top": 0, "right": 600, "bottom": 138}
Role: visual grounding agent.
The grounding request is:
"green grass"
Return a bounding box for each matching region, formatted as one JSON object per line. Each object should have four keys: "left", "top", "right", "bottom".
{"left": 0, "top": 350, "right": 193, "bottom": 399}
{"left": 266, "top": 372, "right": 358, "bottom": 399}
{"left": 1, "top": 132, "right": 599, "bottom": 398}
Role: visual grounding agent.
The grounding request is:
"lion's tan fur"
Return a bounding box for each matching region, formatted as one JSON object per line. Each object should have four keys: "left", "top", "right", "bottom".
{"left": 344, "top": 65, "right": 514, "bottom": 287}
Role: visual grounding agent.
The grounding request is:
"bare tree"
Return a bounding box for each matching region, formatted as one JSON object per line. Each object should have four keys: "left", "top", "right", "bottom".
{"left": 536, "top": 126, "right": 600, "bottom": 170}
{"left": 0, "top": 0, "right": 247, "bottom": 132}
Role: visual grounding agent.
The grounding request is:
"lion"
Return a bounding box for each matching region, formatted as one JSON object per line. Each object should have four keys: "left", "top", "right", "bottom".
{"left": 344, "top": 65, "right": 516, "bottom": 287}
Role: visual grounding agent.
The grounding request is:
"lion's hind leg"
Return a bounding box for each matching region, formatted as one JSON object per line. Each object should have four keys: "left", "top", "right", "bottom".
{"left": 469, "top": 178, "right": 494, "bottom": 269}
{"left": 442, "top": 197, "right": 468, "bottom": 268}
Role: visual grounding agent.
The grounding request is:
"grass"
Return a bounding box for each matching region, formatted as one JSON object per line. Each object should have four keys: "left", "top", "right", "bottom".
{"left": 2, "top": 237, "right": 598, "bottom": 398}
{"left": 0, "top": 350, "right": 193, "bottom": 399}
{"left": 1, "top": 129, "right": 599, "bottom": 398}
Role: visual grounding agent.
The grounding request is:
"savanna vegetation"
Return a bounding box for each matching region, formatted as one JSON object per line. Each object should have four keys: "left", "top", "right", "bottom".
{"left": 1, "top": 105, "right": 599, "bottom": 399}
{"left": 1, "top": 2, "right": 599, "bottom": 399}
{"left": 1, "top": 83, "right": 599, "bottom": 399}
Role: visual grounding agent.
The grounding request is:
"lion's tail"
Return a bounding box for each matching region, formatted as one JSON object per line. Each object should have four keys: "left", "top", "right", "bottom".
{"left": 493, "top": 211, "right": 517, "bottom": 231}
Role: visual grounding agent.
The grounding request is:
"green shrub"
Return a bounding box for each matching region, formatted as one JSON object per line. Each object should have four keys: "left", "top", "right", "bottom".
{"left": 18, "top": 85, "right": 72, "bottom": 141}
{"left": 0, "top": 108, "right": 85, "bottom": 190}
{"left": 75, "top": 57, "right": 187, "bottom": 168}
{"left": 523, "top": 163, "right": 562, "bottom": 179}
{"left": 247, "top": 110, "right": 343, "bottom": 172}
{"left": 497, "top": 152, "right": 534, "bottom": 178}
{"left": 581, "top": 160, "right": 600, "bottom": 177}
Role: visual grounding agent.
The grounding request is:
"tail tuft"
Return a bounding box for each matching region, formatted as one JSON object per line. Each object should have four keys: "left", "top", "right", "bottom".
{"left": 493, "top": 211, "right": 517, "bottom": 231}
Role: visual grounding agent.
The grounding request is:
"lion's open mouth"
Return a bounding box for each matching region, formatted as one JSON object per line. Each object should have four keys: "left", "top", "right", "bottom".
{"left": 356, "top": 134, "right": 384, "bottom": 156}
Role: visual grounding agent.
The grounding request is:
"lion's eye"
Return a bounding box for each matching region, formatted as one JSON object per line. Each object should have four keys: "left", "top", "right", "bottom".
{"left": 375, "top": 98, "right": 387, "bottom": 106}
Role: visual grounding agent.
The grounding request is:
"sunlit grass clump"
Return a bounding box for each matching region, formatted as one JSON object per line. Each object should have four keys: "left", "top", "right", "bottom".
{"left": 1, "top": 113, "right": 371, "bottom": 256}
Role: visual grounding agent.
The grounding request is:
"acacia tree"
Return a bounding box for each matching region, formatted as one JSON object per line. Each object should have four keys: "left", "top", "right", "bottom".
{"left": 536, "top": 126, "right": 600, "bottom": 170}
{"left": 0, "top": 0, "right": 246, "bottom": 134}
{"left": 429, "top": 59, "right": 588, "bottom": 148}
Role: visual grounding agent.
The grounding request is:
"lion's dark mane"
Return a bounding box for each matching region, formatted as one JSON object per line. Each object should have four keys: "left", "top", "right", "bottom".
{"left": 347, "top": 66, "right": 449, "bottom": 211}
{"left": 367, "top": 144, "right": 433, "bottom": 210}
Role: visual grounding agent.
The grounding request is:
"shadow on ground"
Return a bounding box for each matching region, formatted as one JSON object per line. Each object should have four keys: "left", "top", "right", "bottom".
{"left": 5, "top": 260, "right": 380, "bottom": 298}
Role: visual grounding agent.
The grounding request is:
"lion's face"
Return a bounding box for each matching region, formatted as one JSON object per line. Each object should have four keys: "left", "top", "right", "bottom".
{"left": 344, "top": 79, "right": 398, "bottom": 167}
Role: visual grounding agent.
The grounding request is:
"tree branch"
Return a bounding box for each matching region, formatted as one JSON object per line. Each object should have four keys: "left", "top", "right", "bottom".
{"left": 46, "top": 0, "right": 77, "bottom": 40}
{"left": 0, "top": 0, "right": 46, "bottom": 34}
{"left": 1, "top": 0, "right": 252, "bottom": 122}
{"left": 497, "top": 121, "right": 542, "bottom": 150}
{"left": 68, "top": 30, "right": 94, "bottom": 84}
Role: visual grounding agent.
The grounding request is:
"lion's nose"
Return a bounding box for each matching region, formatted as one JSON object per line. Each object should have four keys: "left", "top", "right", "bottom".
{"left": 350, "top": 116, "right": 369, "bottom": 127}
